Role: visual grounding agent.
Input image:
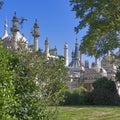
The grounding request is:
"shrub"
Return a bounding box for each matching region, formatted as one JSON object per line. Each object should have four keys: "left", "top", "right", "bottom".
{"left": 61, "top": 87, "right": 88, "bottom": 105}
{"left": 85, "top": 77, "right": 120, "bottom": 105}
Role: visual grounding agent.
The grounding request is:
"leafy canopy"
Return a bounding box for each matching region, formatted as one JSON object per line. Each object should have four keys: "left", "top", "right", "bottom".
{"left": 0, "top": 40, "right": 18, "bottom": 120}
{"left": 70, "top": 0, "right": 120, "bottom": 57}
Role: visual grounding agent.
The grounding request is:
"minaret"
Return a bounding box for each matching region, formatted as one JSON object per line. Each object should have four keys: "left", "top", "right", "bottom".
{"left": 79, "top": 45, "right": 82, "bottom": 65}
{"left": 2, "top": 18, "right": 8, "bottom": 39}
{"left": 32, "top": 19, "right": 40, "bottom": 51}
{"left": 45, "top": 37, "right": 50, "bottom": 57}
{"left": 11, "top": 12, "right": 19, "bottom": 33}
{"left": 11, "top": 11, "right": 19, "bottom": 49}
{"left": 64, "top": 43, "right": 68, "bottom": 66}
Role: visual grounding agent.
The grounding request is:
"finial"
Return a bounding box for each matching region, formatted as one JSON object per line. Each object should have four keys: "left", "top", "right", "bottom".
{"left": 76, "top": 37, "right": 78, "bottom": 43}
{"left": 5, "top": 16, "right": 7, "bottom": 23}
{"left": 35, "top": 19, "right": 37, "bottom": 23}
{"left": 46, "top": 37, "right": 48, "bottom": 40}
{"left": 34, "top": 19, "right": 39, "bottom": 28}
{"left": 64, "top": 42, "right": 68, "bottom": 48}
{"left": 14, "top": 11, "right": 16, "bottom": 16}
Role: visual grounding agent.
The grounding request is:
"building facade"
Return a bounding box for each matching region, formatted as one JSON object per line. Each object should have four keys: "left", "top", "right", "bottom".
{"left": 1, "top": 12, "right": 120, "bottom": 94}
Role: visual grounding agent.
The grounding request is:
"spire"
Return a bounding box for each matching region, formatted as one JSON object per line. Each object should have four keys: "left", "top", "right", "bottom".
{"left": 74, "top": 38, "right": 79, "bottom": 59}
{"left": 72, "top": 51, "right": 74, "bottom": 60}
{"left": 2, "top": 17, "right": 8, "bottom": 39}
{"left": 79, "top": 44, "right": 82, "bottom": 64}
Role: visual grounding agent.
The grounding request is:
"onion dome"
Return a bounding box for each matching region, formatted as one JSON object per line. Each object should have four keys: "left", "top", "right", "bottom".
{"left": 10, "top": 32, "right": 27, "bottom": 43}
{"left": 92, "top": 62, "right": 107, "bottom": 76}
{"left": 100, "top": 68, "right": 107, "bottom": 77}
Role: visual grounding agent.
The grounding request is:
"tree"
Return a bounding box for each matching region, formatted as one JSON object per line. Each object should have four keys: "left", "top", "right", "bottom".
{"left": 93, "top": 77, "right": 117, "bottom": 94}
{"left": 86, "top": 77, "right": 120, "bottom": 105}
{"left": 10, "top": 50, "right": 69, "bottom": 119}
{"left": 0, "top": 40, "right": 18, "bottom": 119}
{"left": 70, "top": 0, "right": 120, "bottom": 57}
{"left": 40, "top": 57, "right": 69, "bottom": 105}
{"left": 0, "top": 38, "right": 69, "bottom": 119}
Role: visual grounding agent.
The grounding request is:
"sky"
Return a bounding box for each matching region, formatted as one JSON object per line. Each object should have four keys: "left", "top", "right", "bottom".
{"left": 0, "top": 0, "right": 94, "bottom": 64}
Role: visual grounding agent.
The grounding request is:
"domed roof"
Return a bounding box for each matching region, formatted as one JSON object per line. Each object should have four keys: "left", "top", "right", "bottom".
{"left": 2, "top": 31, "right": 28, "bottom": 49}
{"left": 69, "top": 59, "right": 85, "bottom": 71}
{"left": 92, "top": 63, "right": 107, "bottom": 76}
{"left": 64, "top": 43, "right": 68, "bottom": 48}
{"left": 34, "top": 19, "right": 39, "bottom": 28}
{"left": 10, "top": 32, "right": 27, "bottom": 43}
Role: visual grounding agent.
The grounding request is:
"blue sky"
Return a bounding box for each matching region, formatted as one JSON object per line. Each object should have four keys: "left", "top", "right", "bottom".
{"left": 0, "top": 0, "right": 94, "bottom": 64}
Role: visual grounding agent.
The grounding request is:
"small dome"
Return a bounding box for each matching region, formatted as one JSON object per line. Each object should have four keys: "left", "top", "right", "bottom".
{"left": 92, "top": 62, "right": 107, "bottom": 76}
{"left": 45, "top": 38, "right": 49, "bottom": 44}
{"left": 12, "top": 11, "right": 18, "bottom": 22}
{"left": 34, "top": 19, "right": 39, "bottom": 28}
{"left": 100, "top": 68, "right": 107, "bottom": 77}
{"left": 64, "top": 43, "right": 68, "bottom": 48}
{"left": 102, "top": 54, "right": 114, "bottom": 63}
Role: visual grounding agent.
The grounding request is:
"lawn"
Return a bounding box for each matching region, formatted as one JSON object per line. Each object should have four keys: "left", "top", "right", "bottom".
{"left": 57, "top": 106, "right": 120, "bottom": 120}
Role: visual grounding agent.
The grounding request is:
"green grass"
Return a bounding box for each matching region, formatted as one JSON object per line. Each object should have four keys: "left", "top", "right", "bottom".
{"left": 57, "top": 106, "right": 120, "bottom": 120}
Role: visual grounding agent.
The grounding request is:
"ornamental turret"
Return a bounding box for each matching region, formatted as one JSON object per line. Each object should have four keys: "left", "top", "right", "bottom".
{"left": 32, "top": 19, "right": 40, "bottom": 51}
{"left": 11, "top": 12, "right": 19, "bottom": 49}
{"left": 45, "top": 37, "right": 50, "bottom": 57}
{"left": 64, "top": 43, "right": 68, "bottom": 66}
{"left": 11, "top": 11, "right": 19, "bottom": 33}
{"left": 79, "top": 44, "right": 82, "bottom": 65}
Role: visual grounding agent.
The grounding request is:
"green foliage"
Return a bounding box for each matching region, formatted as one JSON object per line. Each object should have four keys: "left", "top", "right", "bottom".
{"left": 0, "top": 39, "right": 69, "bottom": 119}
{"left": 40, "top": 57, "right": 69, "bottom": 105}
{"left": 0, "top": 43, "right": 18, "bottom": 119}
{"left": 9, "top": 50, "right": 69, "bottom": 119}
{"left": 61, "top": 87, "right": 88, "bottom": 105}
{"left": 86, "top": 77, "right": 120, "bottom": 105}
{"left": 93, "top": 77, "right": 117, "bottom": 94}
{"left": 70, "top": 0, "right": 120, "bottom": 57}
